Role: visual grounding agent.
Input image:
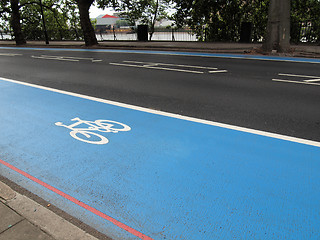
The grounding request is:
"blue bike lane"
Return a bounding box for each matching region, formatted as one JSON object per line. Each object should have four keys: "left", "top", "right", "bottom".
{"left": 0, "top": 77, "right": 319, "bottom": 240}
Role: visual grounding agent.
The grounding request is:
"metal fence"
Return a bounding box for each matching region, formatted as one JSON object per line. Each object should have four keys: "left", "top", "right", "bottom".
{"left": 291, "top": 20, "right": 320, "bottom": 43}
{"left": 96, "top": 28, "right": 197, "bottom": 41}
{"left": 0, "top": 28, "right": 197, "bottom": 42}
{"left": 1, "top": 23, "right": 318, "bottom": 43}
{"left": 0, "top": 29, "right": 83, "bottom": 41}
{"left": 0, "top": 31, "right": 12, "bottom": 40}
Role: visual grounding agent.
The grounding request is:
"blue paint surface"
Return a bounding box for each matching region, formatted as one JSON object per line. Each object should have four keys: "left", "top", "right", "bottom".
{"left": 1, "top": 46, "right": 320, "bottom": 63}
{"left": 0, "top": 78, "right": 319, "bottom": 240}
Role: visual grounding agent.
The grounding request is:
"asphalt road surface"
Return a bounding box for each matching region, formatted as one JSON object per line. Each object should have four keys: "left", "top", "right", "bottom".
{"left": 0, "top": 47, "right": 320, "bottom": 240}
{"left": 0, "top": 47, "right": 319, "bottom": 141}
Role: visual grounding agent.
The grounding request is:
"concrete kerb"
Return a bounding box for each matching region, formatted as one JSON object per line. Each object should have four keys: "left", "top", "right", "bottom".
{"left": 0, "top": 181, "right": 98, "bottom": 240}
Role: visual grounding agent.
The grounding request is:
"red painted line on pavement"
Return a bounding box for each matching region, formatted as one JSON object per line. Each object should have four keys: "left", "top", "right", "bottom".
{"left": 0, "top": 159, "right": 153, "bottom": 240}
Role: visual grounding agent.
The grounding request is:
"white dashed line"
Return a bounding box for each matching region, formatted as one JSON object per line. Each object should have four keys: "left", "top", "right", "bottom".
{"left": 273, "top": 73, "right": 320, "bottom": 86}
{"left": 208, "top": 70, "right": 228, "bottom": 73}
{"left": 123, "top": 61, "right": 219, "bottom": 70}
{"left": 110, "top": 62, "right": 204, "bottom": 74}
{"left": 0, "top": 53, "right": 22, "bottom": 56}
{"left": 272, "top": 79, "right": 320, "bottom": 86}
{"left": 32, "top": 55, "right": 79, "bottom": 62}
{"left": 111, "top": 61, "right": 227, "bottom": 74}
{"left": 31, "top": 55, "right": 102, "bottom": 62}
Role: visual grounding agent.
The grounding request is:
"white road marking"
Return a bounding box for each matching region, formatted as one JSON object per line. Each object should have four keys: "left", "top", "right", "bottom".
{"left": 142, "top": 64, "right": 158, "bottom": 67}
{"left": 1, "top": 76, "right": 319, "bottom": 148}
{"left": 32, "top": 55, "right": 79, "bottom": 62}
{"left": 274, "top": 73, "right": 320, "bottom": 85}
{"left": 272, "top": 79, "right": 320, "bottom": 86}
{"left": 113, "top": 61, "right": 227, "bottom": 74}
{"left": 55, "top": 117, "right": 131, "bottom": 145}
{"left": 123, "top": 61, "right": 219, "bottom": 70}
{"left": 278, "top": 73, "right": 320, "bottom": 79}
{"left": 0, "top": 53, "right": 22, "bottom": 56}
{"left": 41, "top": 55, "right": 102, "bottom": 62}
{"left": 32, "top": 55, "right": 102, "bottom": 62}
{"left": 110, "top": 62, "right": 204, "bottom": 74}
{"left": 41, "top": 55, "right": 89, "bottom": 60}
{"left": 304, "top": 79, "right": 320, "bottom": 83}
{"left": 208, "top": 70, "right": 228, "bottom": 73}
{"left": 133, "top": 52, "right": 320, "bottom": 64}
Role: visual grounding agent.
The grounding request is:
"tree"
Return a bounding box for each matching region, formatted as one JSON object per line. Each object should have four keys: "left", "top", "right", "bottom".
{"left": 0, "top": 1, "right": 12, "bottom": 36}
{"left": 19, "top": 0, "right": 81, "bottom": 41}
{"left": 114, "top": 0, "right": 170, "bottom": 40}
{"left": 76, "top": 0, "right": 117, "bottom": 45}
{"left": 76, "top": 0, "right": 98, "bottom": 46}
{"left": 107, "top": 0, "right": 141, "bottom": 26}
{"left": 263, "top": 0, "right": 291, "bottom": 52}
{"left": 291, "top": 0, "right": 320, "bottom": 43}
{"left": 61, "top": 0, "right": 83, "bottom": 40}
{"left": 172, "top": 0, "right": 269, "bottom": 42}
{"left": 2, "top": 0, "right": 112, "bottom": 45}
{"left": 9, "top": 0, "right": 26, "bottom": 45}
{"left": 140, "top": 0, "right": 170, "bottom": 40}
{"left": 242, "top": 0, "right": 269, "bottom": 42}
{"left": 1, "top": 0, "right": 81, "bottom": 44}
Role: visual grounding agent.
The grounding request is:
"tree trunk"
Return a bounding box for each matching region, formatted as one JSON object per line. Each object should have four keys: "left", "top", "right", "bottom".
{"left": 10, "top": 0, "right": 26, "bottom": 45}
{"left": 278, "top": 0, "right": 291, "bottom": 52}
{"left": 77, "top": 0, "right": 98, "bottom": 46}
{"left": 149, "top": 0, "right": 159, "bottom": 41}
{"left": 39, "top": 0, "right": 49, "bottom": 44}
{"left": 263, "top": 0, "right": 291, "bottom": 52}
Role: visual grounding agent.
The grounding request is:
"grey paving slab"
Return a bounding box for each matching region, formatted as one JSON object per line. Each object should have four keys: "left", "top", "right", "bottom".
{"left": 0, "top": 182, "right": 16, "bottom": 202}
{"left": 0, "top": 219, "right": 54, "bottom": 240}
{"left": 7, "top": 194, "right": 98, "bottom": 240}
{"left": 0, "top": 181, "right": 99, "bottom": 240}
{"left": 0, "top": 202, "right": 23, "bottom": 233}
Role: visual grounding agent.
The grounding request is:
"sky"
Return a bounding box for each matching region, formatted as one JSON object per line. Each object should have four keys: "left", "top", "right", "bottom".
{"left": 89, "top": 4, "right": 176, "bottom": 19}
{"left": 89, "top": 5, "right": 114, "bottom": 18}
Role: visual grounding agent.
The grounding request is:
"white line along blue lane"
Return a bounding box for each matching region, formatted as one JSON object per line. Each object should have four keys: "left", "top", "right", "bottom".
{"left": 0, "top": 77, "right": 319, "bottom": 240}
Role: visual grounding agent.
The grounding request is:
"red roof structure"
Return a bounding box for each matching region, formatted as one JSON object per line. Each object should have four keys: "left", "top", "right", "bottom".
{"left": 102, "top": 14, "right": 118, "bottom": 19}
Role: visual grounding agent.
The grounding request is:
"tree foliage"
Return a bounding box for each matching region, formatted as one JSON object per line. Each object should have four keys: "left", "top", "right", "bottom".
{"left": 291, "top": 0, "right": 320, "bottom": 43}
{"left": 0, "top": 0, "right": 83, "bottom": 42}
{"left": 1, "top": 0, "right": 320, "bottom": 46}
{"left": 112, "top": 0, "right": 171, "bottom": 40}
{"left": 0, "top": 1, "right": 11, "bottom": 32}
{"left": 19, "top": 0, "right": 82, "bottom": 40}
{"left": 172, "top": 0, "right": 269, "bottom": 42}
{"left": 172, "top": 0, "right": 320, "bottom": 44}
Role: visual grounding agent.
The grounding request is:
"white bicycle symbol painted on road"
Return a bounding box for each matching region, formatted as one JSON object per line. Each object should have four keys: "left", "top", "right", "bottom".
{"left": 55, "top": 117, "right": 131, "bottom": 145}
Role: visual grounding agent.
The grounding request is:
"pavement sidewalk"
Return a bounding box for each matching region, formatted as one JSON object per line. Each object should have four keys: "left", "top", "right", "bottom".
{"left": 0, "top": 40, "right": 320, "bottom": 58}
{"left": 0, "top": 181, "right": 100, "bottom": 240}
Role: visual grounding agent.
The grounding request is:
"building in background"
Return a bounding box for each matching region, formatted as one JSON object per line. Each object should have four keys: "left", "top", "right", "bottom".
{"left": 95, "top": 14, "right": 119, "bottom": 32}
{"left": 93, "top": 13, "right": 196, "bottom": 41}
